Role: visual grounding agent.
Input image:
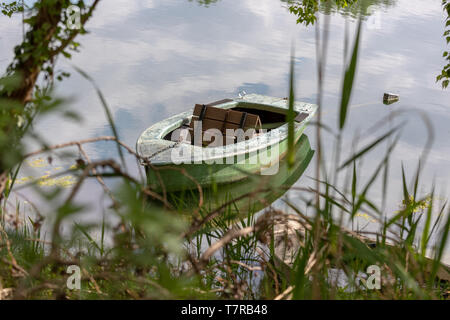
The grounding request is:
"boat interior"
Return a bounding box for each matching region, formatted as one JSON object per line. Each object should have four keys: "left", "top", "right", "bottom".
{"left": 163, "top": 101, "right": 304, "bottom": 145}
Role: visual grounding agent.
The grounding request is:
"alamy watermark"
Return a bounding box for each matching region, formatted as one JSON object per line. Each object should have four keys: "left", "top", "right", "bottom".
{"left": 66, "top": 5, "right": 81, "bottom": 30}
{"left": 365, "top": 265, "right": 381, "bottom": 290}
{"left": 66, "top": 265, "right": 81, "bottom": 290}
{"left": 169, "top": 123, "right": 281, "bottom": 175}
{"left": 357, "top": 265, "right": 381, "bottom": 290}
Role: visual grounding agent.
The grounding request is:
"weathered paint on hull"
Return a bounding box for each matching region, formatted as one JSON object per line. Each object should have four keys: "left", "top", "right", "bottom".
{"left": 145, "top": 127, "right": 306, "bottom": 193}
{"left": 165, "top": 134, "right": 314, "bottom": 215}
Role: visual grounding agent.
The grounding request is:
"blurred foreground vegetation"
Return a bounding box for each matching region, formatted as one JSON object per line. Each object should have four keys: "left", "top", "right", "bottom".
{"left": 0, "top": 0, "right": 449, "bottom": 300}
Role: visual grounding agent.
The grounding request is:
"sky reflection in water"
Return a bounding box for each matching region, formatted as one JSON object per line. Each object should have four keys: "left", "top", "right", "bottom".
{"left": 0, "top": 0, "right": 449, "bottom": 260}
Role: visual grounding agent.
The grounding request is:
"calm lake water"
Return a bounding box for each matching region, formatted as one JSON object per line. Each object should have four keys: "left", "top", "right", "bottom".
{"left": 1, "top": 0, "right": 449, "bottom": 260}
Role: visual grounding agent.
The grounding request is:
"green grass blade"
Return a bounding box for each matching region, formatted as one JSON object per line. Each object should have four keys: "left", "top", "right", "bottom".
{"left": 339, "top": 19, "right": 362, "bottom": 130}
{"left": 421, "top": 190, "right": 434, "bottom": 257}
{"left": 287, "top": 50, "right": 296, "bottom": 168}
{"left": 74, "top": 222, "right": 102, "bottom": 254}
{"left": 351, "top": 161, "right": 357, "bottom": 206}
{"left": 428, "top": 201, "right": 447, "bottom": 243}
{"left": 401, "top": 163, "right": 410, "bottom": 206}
{"left": 339, "top": 125, "right": 401, "bottom": 170}
{"left": 73, "top": 66, "right": 127, "bottom": 170}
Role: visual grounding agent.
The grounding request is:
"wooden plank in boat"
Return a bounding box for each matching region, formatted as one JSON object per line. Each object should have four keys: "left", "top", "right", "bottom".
{"left": 190, "top": 116, "right": 260, "bottom": 132}
{"left": 189, "top": 102, "right": 262, "bottom": 146}
{"left": 193, "top": 105, "right": 260, "bottom": 128}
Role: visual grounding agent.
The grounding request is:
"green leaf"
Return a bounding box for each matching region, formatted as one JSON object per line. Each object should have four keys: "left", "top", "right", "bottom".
{"left": 73, "top": 66, "right": 127, "bottom": 169}
{"left": 339, "top": 125, "right": 402, "bottom": 169}
{"left": 421, "top": 191, "right": 434, "bottom": 257}
{"left": 287, "top": 50, "right": 296, "bottom": 168}
{"left": 339, "top": 19, "right": 362, "bottom": 130}
{"left": 351, "top": 161, "right": 357, "bottom": 205}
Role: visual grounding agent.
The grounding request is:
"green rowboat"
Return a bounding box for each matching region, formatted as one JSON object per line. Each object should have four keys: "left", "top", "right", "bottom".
{"left": 136, "top": 94, "right": 317, "bottom": 192}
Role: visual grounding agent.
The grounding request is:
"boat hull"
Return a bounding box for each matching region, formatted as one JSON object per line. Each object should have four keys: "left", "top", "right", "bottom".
{"left": 161, "top": 134, "right": 314, "bottom": 215}
{"left": 145, "top": 127, "right": 305, "bottom": 192}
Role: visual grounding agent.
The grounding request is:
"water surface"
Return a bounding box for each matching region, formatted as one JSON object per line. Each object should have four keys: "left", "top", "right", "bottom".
{"left": 1, "top": 0, "right": 449, "bottom": 260}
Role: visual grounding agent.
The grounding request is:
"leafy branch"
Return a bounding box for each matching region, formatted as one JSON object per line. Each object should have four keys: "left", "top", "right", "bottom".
{"left": 0, "top": 1, "right": 23, "bottom": 17}
{"left": 437, "top": 0, "right": 450, "bottom": 89}
{"left": 0, "top": 0, "right": 101, "bottom": 199}
{"left": 288, "top": 0, "right": 358, "bottom": 25}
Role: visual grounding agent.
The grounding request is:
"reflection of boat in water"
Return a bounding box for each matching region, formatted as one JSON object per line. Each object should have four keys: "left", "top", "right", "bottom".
{"left": 136, "top": 94, "right": 317, "bottom": 193}
{"left": 154, "top": 134, "right": 314, "bottom": 215}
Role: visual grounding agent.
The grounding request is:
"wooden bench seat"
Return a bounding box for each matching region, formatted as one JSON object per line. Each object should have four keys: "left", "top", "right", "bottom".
{"left": 188, "top": 100, "right": 262, "bottom": 146}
